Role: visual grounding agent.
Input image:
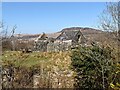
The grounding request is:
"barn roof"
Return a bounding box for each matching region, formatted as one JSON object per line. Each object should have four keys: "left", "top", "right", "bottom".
{"left": 56, "top": 29, "right": 82, "bottom": 40}
{"left": 35, "top": 32, "right": 61, "bottom": 42}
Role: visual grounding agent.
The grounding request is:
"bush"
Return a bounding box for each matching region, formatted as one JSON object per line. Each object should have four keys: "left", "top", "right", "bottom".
{"left": 71, "top": 45, "right": 117, "bottom": 89}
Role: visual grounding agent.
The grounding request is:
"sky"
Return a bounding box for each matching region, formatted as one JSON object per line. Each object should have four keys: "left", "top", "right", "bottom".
{"left": 2, "top": 2, "right": 106, "bottom": 34}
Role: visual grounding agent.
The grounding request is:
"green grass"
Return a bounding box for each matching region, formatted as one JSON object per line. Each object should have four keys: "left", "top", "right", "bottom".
{"left": 2, "top": 51, "right": 71, "bottom": 68}
{"left": 2, "top": 51, "right": 75, "bottom": 88}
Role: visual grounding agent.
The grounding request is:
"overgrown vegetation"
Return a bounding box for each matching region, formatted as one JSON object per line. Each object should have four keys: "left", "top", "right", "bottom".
{"left": 1, "top": 2, "right": 120, "bottom": 89}
{"left": 71, "top": 45, "right": 120, "bottom": 89}
{"left": 2, "top": 51, "right": 75, "bottom": 88}
{"left": 2, "top": 44, "right": 120, "bottom": 89}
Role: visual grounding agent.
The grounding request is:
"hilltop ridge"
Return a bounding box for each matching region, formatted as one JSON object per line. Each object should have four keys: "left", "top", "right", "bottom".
{"left": 15, "top": 27, "right": 103, "bottom": 40}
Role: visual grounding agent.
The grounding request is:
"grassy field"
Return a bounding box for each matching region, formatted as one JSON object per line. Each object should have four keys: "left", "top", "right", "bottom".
{"left": 2, "top": 51, "right": 71, "bottom": 68}
{"left": 2, "top": 51, "right": 75, "bottom": 88}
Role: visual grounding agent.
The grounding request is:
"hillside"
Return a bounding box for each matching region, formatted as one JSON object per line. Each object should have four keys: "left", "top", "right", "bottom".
{"left": 15, "top": 27, "right": 103, "bottom": 41}
{"left": 15, "top": 27, "right": 114, "bottom": 45}
{"left": 2, "top": 27, "right": 119, "bottom": 88}
{"left": 61, "top": 27, "right": 118, "bottom": 47}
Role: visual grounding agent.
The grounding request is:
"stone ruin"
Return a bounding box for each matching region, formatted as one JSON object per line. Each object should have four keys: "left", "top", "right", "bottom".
{"left": 34, "top": 29, "right": 87, "bottom": 52}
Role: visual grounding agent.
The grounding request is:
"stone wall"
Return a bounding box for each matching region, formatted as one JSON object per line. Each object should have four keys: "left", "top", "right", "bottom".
{"left": 33, "top": 70, "right": 74, "bottom": 88}
{"left": 2, "top": 55, "right": 75, "bottom": 88}
{"left": 47, "top": 40, "right": 72, "bottom": 52}
{"left": 2, "top": 67, "right": 34, "bottom": 88}
{"left": 35, "top": 40, "right": 48, "bottom": 52}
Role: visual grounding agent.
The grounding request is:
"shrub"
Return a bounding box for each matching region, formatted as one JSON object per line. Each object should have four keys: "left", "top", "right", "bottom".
{"left": 71, "top": 45, "right": 117, "bottom": 89}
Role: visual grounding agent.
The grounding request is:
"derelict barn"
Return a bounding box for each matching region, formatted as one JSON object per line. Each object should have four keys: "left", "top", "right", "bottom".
{"left": 34, "top": 29, "right": 86, "bottom": 52}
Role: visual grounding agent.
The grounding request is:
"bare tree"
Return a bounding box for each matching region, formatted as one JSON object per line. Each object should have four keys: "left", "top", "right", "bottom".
{"left": 99, "top": 2, "right": 119, "bottom": 37}
{"left": 98, "top": 2, "right": 120, "bottom": 89}
{"left": 10, "top": 25, "right": 17, "bottom": 51}
{"left": 0, "top": 21, "right": 17, "bottom": 51}
{"left": 99, "top": 2, "right": 120, "bottom": 61}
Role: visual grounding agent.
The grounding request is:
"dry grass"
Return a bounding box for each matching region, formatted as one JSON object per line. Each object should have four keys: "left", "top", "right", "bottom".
{"left": 2, "top": 51, "right": 75, "bottom": 88}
